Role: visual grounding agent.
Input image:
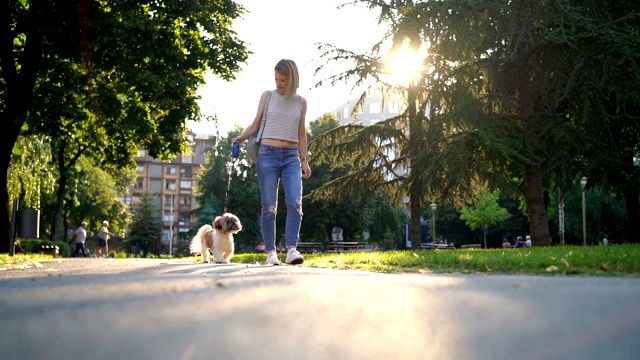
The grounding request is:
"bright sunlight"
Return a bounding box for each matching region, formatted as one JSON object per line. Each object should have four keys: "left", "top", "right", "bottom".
{"left": 385, "top": 43, "right": 424, "bottom": 86}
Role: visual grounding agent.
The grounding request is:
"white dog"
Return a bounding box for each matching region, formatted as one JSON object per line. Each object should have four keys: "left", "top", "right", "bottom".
{"left": 189, "top": 213, "right": 242, "bottom": 264}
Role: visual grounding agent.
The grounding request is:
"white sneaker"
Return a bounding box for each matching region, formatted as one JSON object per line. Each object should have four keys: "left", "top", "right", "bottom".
{"left": 285, "top": 248, "right": 304, "bottom": 265}
{"left": 266, "top": 251, "right": 280, "bottom": 265}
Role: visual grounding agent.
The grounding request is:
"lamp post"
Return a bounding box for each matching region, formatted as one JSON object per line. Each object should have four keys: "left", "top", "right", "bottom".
{"left": 430, "top": 203, "right": 437, "bottom": 242}
{"left": 580, "top": 177, "right": 587, "bottom": 246}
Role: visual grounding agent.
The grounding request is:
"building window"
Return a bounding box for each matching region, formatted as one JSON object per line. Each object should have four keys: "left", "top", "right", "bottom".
{"left": 150, "top": 164, "right": 162, "bottom": 177}
{"left": 182, "top": 155, "right": 193, "bottom": 164}
{"left": 166, "top": 165, "right": 177, "bottom": 175}
{"left": 163, "top": 230, "right": 172, "bottom": 241}
{"left": 149, "top": 180, "right": 162, "bottom": 193}
{"left": 389, "top": 102, "right": 399, "bottom": 114}
{"left": 343, "top": 107, "right": 349, "bottom": 119}
{"left": 137, "top": 164, "right": 145, "bottom": 173}
{"left": 164, "top": 195, "right": 175, "bottom": 206}
{"left": 180, "top": 180, "right": 192, "bottom": 189}
{"left": 165, "top": 180, "right": 176, "bottom": 191}
{"left": 163, "top": 210, "right": 174, "bottom": 222}
{"left": 135, "top": 178, "right": 144, "bottom": 189}
{"left": 370, "top": 102, "right": 381, "bottom": 114}
{"left": 180, "top": 196, "right": 191, "bottom": 206}
{"left": 138, "top": 149, "right": 146, "bottom": 157}
{"left": 181, "top": 167, "right": 192, "bottom": 178}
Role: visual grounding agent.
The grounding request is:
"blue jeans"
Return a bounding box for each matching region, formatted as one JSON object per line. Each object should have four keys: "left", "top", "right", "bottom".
{"left": 257, "top": 144, "right": 303, "bottom": 252}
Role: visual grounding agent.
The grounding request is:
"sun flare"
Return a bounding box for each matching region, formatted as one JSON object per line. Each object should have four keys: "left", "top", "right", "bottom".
{"left": 386, "top": 44, "right": 424, "bottom": 86}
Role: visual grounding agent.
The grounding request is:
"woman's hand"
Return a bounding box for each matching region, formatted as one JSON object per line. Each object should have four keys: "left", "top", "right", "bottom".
{"left": 302, "top": 161, "right": 312, "bottom": 179}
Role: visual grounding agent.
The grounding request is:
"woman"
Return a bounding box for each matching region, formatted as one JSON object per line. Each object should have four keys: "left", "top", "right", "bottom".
{"left": 232, "top": 59, "right": 312, "bottom": 265}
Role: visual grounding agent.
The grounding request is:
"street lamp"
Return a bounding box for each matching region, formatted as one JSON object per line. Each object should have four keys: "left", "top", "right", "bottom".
{"left": 430, "top": 203, "right": 437, "bottom": 242}
{"left": 580, "top": 177, "right": 587, "bottom": 246}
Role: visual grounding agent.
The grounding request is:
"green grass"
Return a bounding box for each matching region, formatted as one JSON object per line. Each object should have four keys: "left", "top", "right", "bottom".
{"left": 4, "top": 244, "right": 639, "bottom": 277}
{"left": 233, "top": 244, "right": 640, "bottom": 277}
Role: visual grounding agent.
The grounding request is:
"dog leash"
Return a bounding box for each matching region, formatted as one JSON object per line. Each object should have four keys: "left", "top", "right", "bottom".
{"left": 224, "top": 143, "right": 240, "bottom": 213}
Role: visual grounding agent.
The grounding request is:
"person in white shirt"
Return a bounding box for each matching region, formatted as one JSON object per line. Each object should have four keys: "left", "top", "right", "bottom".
{"left": 71, "top": 222, "right": 88, "bottom": 257}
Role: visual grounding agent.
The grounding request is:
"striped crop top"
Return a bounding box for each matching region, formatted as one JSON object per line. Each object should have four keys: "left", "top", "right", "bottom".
{"left": 261, "top": 91, "right": 302, "bottom": 143}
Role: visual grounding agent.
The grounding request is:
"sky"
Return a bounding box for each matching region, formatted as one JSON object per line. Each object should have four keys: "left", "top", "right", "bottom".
{"left": 188, "top": 0, "right": 386, "bottom": 136}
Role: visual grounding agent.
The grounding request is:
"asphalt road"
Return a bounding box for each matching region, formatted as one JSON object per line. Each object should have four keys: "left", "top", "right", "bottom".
{"left": 1, "top": 258, "right": 639, "bottom": 360}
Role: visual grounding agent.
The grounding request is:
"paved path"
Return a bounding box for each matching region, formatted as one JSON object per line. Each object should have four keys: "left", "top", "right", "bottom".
{"left": 1, "top": 258, "right": 639, "bottom": 360}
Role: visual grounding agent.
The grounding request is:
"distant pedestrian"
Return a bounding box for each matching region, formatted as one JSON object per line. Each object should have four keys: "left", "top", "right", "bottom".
{"left": 502, "top": 238, "right": 512, "bottom": 248}
{"left": 525, "top": 235, "right": 532, "bottom": 247}
{"left": 255, "top": 241, "right": 266, "bottom": 253}
{"left": 70, "top": 222, "right": 88, "bottom": 257}
{"left": 95, "top": 220, "right": 115, "bottom": 258}
{"left": 515, "top": 236, "right": 526, "bottom": 248}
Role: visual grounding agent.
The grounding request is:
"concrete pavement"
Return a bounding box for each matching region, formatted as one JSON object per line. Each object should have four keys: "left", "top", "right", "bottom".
{"left": 0, "top": 258, "right": 639, "bottom": 360}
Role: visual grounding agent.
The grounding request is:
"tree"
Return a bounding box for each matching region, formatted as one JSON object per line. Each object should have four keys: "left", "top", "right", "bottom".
{"left": 1, "top": 0, "right": 250, "bottom": 251}
{"left": 125, "top": 189, "right": 162, "bottom": 256}
{"left": 313, "top": 0, "right": 639, "bottom": 247}
{"left": 460, "top": 191, "right": 511, "bottom": 249}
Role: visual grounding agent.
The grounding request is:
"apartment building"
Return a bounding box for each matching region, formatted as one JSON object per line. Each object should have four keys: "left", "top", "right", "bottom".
{"left": 332, "top": 94, "right": 405, "bottom": 126}
{"left": 120, "top": 131, "right": 210, "bottom": 254}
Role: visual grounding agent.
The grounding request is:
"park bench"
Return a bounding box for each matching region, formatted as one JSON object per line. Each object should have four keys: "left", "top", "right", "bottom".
{"left": 326, "top": 242, "right": 363, "bottom": 253}
{"left": 421, "top": 243, "right": 455, "bottom": 250}
{"left": 297, "top": 242, "right": 323, "bottom": 253}
{"left": 460, "top": 244, "right": 482, "bottom": 249}
{"left": 41, "top": 245, "right": 60, "bottom": 257}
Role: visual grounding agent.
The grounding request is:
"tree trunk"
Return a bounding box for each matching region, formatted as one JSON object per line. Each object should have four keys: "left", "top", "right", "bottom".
{"left": 410, "top": 192, "right": 422, "bottom": 250}
{"left": 483, "top": 226, "right": 487, "bottom": 249}
{"left": 524, "top": 164, "right": 551, "bottom": 246}
{"left": 0, "top": 126, "right": 21, "bottom": 252}
{"left": 407, "top": 68, "right": 424, "bottom": 251}
{"left": 622, "top": 186, "right": 640, "bottom": 244}
{"left": 50, "top": 142, "right": 69, "bottom": 242}
{"left": 0, "top": 0, "right": 46, "bottom": 251}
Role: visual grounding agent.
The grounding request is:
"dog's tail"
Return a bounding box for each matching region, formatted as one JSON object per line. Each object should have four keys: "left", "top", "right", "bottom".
{"left": 189, "top": 224, "right": 213, "bottom": 254}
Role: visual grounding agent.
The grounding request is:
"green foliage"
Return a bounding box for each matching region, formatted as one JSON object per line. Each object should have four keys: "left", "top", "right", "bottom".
{"left": 460, "top": 190, "right": 511, "bottom": 248}
{"left": 65, "top": 156, "right": 131, "bottom": 235}
{"left": 125, "top": 189, "right": 163, "bottom": 254}
{"left": 7, "top": 134, "right": 56, "bottom": 209}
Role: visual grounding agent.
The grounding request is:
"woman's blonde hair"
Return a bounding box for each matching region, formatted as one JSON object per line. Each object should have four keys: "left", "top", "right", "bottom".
{"left": 275, "top": 59, "right": 299, "bottom": 98}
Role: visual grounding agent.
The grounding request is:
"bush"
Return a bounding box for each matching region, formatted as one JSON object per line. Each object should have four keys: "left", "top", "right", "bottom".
{"left": 16, "top": 238, "right": 70, "bottom": 257}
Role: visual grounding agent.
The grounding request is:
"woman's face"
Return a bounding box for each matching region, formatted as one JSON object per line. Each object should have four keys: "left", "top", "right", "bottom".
{"left": 274, "top": 70, "right": 287, "bottom": 93}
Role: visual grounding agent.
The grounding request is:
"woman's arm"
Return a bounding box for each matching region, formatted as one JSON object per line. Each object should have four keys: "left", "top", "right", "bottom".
{"left": 298, "top": 96, "right": 311, "bottom": 179}
{"left": 232, "top": 90, "right": 270, "bottom": 144}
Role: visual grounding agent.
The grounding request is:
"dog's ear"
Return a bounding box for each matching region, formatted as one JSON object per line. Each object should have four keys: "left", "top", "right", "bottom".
{"left": 213, "top": 216, "right": 223, "bottom": 230}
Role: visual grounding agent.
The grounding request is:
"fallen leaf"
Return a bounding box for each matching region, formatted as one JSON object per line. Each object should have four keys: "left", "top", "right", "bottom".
{"left": 413, "top": 253, "right": 419, "bottom": 257}
{"left": 561, "top": 258, "right": 570, "bottom": 267}
{"left": 600, "top": 263, "right": 609, "bottom": 271}
{"left": 418, "top": 268, "right": 431, "bottom": 274}
{"left": 546, "top": 265, "right": 558, "bottom": 272}
{"left": 568, "top": 251, "right": 573, "bottom": 256}
{"left": 371, "top": 259, "right": 381, "bottom": 265}
{"left": 45, "top": 268, "right": 58, "bottom": 272}
{"left": 550, "top": 256, "right": 557, "bottom": 260}
{"left": 485, "top": 264, "right": 492, "bottom": 271}
{"left": 335, "top": 258, "right": 342, "bottom": 265}
{"left": 525, "top": 251, "right": 531, "bottom": 257}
